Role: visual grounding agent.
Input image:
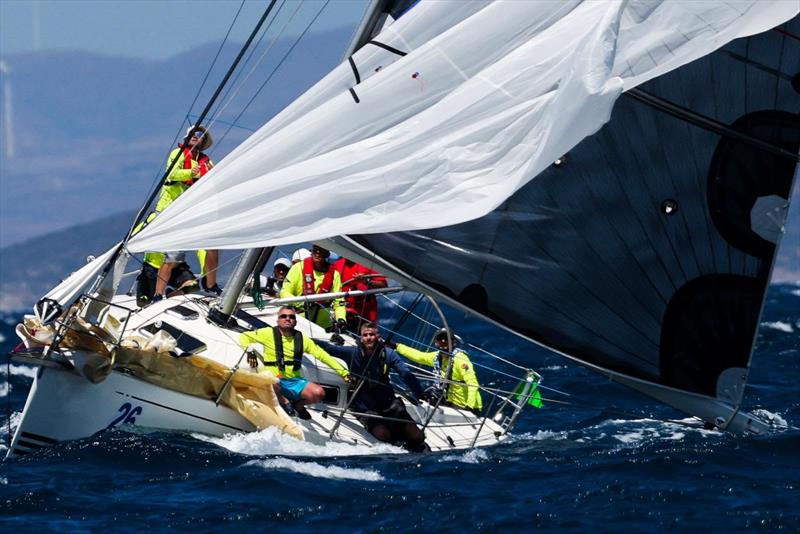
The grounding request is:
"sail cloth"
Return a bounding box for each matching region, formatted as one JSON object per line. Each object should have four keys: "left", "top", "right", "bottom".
{"left": 126, "top": 0, "right": 798, "bottom": 253}
{"left": 349, "top": 13, "right": 800, "bottom": 410}
{"left": 36, "top": 243, "right": 122, "bottom": 319}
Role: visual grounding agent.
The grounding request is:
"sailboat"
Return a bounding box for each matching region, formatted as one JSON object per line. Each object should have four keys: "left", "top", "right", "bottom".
{"left": 6, "top": 0, "right": 799, "bottom": 458}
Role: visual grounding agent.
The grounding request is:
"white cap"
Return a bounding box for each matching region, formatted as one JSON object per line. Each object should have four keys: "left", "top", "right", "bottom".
{"left": 273, "top": 257, "right": 291, "bottom": 269}
{"left": 291, "top": 248, "right": 311, "bottom": 263}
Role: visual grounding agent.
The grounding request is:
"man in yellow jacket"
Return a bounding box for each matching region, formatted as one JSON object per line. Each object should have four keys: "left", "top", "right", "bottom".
{"left": 240, "top": 306, "right": 351, "bottom": 419}
{"left": 392, "top": 328, "right": 483, "bottom": 415}
{"left": 152, "top": 125, "right": 221, "bottom": 300}
{"left": 280, "top": 244, "right": 346, "bottom": 331}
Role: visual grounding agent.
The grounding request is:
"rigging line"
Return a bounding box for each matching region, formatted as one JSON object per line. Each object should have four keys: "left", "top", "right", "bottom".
{"left": 214, "top": 0, "right": 331, "bottom": 150}
{"left": 772, "top": 25, "right": 800, "bottom": 42}
{"left": 185, "top": 0, "right": 248, "bottom": 130}
{"left": 140, "top": 0, "right": 249, "bottom": 207}
{"left": 186, "top": 113, "right": 256, "bottom": 132}
{"left": 206, "top": 0, "right": 290, "bottom": 132}
{"left": 625, "top": 88, "right": 799, "bottom": 162}
{"left": 91, "top": 0, "right": 280, "bottom": 304}
{"left": 208, "top": 0, "right": 304, "bottom": 134}
{"left": 380, "top": 293, "right": 546, "bottom": 372}
{"left": 124, "top": 0, "right": 279, "bottom": 244}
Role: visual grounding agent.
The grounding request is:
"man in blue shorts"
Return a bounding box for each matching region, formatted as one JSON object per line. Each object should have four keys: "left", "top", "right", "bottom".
{"left": 240, "top": 306, "right": 351, "bottom": 419}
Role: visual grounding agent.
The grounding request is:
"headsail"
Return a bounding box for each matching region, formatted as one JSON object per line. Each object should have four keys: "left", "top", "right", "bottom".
{"left": 342, "top": 13, "right": 800, "bottom": 431}
{"left": 125, "top": 0, "right": 797, "bottom": 253}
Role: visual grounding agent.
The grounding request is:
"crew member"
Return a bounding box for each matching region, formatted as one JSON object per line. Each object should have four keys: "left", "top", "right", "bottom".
{"left": 392, "top": 328, "right": 483, "bottom": 415}
{"left": 334, "top": 257, "right": 388, "bottom": 333}
{"left": 153, "top": 125, "right": 221, "bottom": 300}
{"left": 240, "top": 305, "right": 351, "bottom": 419}
{"left": 280, "top": 244, "right": 346, "bottom": 331}
{"left": 261, "top": 257, "right": 291, "bottom": 296}
{"left": 316, "top": 322, "right": 428, "bottom": 452}
{"left": 291, "top": 248, "right": 311, "bottom": 264}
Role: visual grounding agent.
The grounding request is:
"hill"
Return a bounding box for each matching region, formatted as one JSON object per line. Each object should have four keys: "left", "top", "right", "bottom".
{"left": 0, "top": 27, "right": 353, "bottom": 247}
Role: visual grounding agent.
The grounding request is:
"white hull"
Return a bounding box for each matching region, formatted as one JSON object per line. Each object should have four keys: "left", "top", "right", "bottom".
{"left": 9, "top": 294, "right": 511, "bottom": 457}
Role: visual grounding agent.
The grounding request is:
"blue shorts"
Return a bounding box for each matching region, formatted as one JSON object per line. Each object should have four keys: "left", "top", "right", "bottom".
{"left": 279, "top": 377, "right": 309, "bottom": 401}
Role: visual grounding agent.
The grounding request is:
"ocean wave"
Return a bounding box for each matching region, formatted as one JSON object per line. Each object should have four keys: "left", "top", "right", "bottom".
{"left": 602, "top": 417, "right": 720, "bottom": 445}
{"left": 0, "top": 411, "right": 22, "bottom": 449}
{"left": 194, "top": 426, "right": 405, "bottom": 457}
{"left": 507, "top": 429, "right": 569, "bottom": 442}
{"left": 439, "top": 448, "right": 489, "bottom": 464}
{"left": 245, "top": 457, "right": 384, "bottom": 482}
{"left": 750, "top": 409, "right": 789, "bottom": 430}
{"left": 1, "top": 364, "right": 38, "bottom": 378}
{"left": 761, "top": 321, "right": 794, "bottom": 333}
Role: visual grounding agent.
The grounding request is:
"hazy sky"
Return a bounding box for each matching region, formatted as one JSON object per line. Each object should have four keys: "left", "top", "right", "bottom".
{"left": 0, "top": 0, "right": 368, "bottom": 60}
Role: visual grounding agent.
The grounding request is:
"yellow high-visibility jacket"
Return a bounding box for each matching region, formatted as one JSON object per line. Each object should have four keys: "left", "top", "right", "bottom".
{"left": 396, "top": 344, "right": 483, "bottom": 411}
{"left": 280, "top": 262, "right": 346, "bottom": 330}
{"left": 239, "top": 328, "right": 348, "bottom": 380}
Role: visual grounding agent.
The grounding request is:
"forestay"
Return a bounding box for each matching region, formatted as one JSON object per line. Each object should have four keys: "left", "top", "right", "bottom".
{"left": 126, "top": 0, "right": 798, "bottom": 253}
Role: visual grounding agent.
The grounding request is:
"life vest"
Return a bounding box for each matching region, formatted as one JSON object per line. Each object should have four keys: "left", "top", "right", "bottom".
{"left": 302, "top": 257, "right": 335, "bottom": 297}
{"left": 180, "top": 146, "right": 211, "bottom": 186}
{"left": 335, "top": 258, "right": 380, "bottom": 322}
{"left": 259, "top": 327, "right": 304, "bottom": 377}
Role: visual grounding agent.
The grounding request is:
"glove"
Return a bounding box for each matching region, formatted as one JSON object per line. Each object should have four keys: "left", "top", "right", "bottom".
{"left": 329, "top": 332, "right": 345, "bottom": 346}
{"left": 336, "top": 319, "right": 348, "bottom": 333}
{"left": 383, "top": 339, "right": 397, "bottom": 350}
{"left": 245, "top": 343, "right": 263, "bottom": 369}
{"left": 344, "top": 374, "right": 357, "bottom": 387}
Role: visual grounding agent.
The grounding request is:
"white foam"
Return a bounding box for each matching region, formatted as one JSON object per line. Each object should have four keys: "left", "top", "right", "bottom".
{"left": 0, "top": 333, "right": 5, "bottom": 343}
{"left": 0, "top": 411, "right": 22, "bottom": 446}
{"left": 245, "top": 457, "right": 384, "bottom": 482}
{"left": 194, "top": 426, "right": 405, "bottom": 457}
{"left": 602, "top": 417, "right": 720, "bottom": 445}
{"left": 0, "top": 383, "right": 8, "bottom": 397}
{"left": 790, "top": 288, "right": 800, "bottom": 297}
{"left": 761, "top": 321, "right": 794, "bottom": 333}
{"left": 539, "top": 365, "right": 567, "bottom": 371}
{"left": 508, "top": 429, "right": 569, "bottom": 442}
{"left": 1, "top": 365, "right": 38, "bottom": 378}
{"left": 750, "top": 409, "right": 789, "bottom": 430}
{"left": 440, "top": 448, "right": 489, "bottom": 464}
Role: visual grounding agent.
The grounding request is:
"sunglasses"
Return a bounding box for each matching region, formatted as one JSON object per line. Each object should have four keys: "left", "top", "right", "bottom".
{"left": 191, "top": 130, "right": 205, "bottom": 139}
{"left": 279, "top": 314, "right": 297, "bottom": 320}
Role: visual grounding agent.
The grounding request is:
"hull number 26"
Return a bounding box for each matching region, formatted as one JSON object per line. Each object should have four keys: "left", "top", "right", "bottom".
{"left": 106, "top": 402, "right": 143, "bottom": 429}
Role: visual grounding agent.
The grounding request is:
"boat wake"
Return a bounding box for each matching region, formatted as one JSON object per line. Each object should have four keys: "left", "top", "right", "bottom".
{"left": 244, "top": 457, "right": 385, "bottom": 482}
{"left": 194, "top": 426, "right": 405, "bottom": 458}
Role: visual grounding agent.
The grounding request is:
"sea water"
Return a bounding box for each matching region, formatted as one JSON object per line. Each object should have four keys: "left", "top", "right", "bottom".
{"left": 1, "top": 284, "right": 797, "bottom": 531}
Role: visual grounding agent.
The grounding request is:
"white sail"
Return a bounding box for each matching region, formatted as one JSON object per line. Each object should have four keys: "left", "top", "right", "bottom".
{"left": 35, "top": 243, "right": 121, "bottom": 319}
{"left": 125, "top": 0, "right": 797, "bottom": 253}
